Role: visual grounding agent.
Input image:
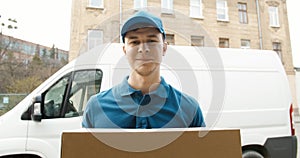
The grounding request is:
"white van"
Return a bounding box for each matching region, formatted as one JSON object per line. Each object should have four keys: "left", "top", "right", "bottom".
{"left": 0, "top": 43, "right": 297, "bottom": 158}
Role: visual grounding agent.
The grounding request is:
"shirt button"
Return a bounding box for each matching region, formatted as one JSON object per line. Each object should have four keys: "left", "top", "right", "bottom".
{"left": 140, "top": 118, "right": 148, "bottom": 128}
{"left": 142, "top": 119, "right": 147, "bottom": 124}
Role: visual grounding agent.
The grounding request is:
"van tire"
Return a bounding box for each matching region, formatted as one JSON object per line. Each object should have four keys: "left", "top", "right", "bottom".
{"left": 242, "top": 150, "right": 264, "bottom": 158}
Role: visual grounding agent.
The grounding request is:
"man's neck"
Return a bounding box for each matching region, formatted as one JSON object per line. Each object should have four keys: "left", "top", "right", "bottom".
{"left": 128, "top": 72, "right": 161, "bottom": 94}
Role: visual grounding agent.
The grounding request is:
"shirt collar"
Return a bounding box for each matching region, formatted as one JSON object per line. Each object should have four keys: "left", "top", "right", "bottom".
{"left": 119, "top": 76, "right": 169, "bottom": 98}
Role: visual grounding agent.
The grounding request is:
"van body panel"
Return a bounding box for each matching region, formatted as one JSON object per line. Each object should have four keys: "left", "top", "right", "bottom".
{"left": 26, "top": 117, "right": 82, "bottom": 158}
{"left": 0, "top": 139, "right": 26, "bottom": 157}
{"left": 0, "top": 108, "right": 28, "bottom": 156}
{"left": 0, "top": 43, "right": 296, "bottom": 157}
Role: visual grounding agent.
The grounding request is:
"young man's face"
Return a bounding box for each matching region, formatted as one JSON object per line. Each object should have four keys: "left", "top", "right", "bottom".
{"left": 123, "top": 27, "right": 167, "bottom": 76}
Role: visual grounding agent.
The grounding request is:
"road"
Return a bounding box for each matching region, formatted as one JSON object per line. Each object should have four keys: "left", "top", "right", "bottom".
{"left": 295, "top": 121, "right": 300, "bottom": 158}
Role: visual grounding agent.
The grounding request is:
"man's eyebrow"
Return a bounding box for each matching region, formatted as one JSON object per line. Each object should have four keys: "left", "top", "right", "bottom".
{"left": 147, "top": 34, "right": 159, "bottom": 38}
{"left": 127, "top": 35, "right": 138, "bottom": 40}
{"left": 127, "top": 34, "right": 158, "bottom": 40}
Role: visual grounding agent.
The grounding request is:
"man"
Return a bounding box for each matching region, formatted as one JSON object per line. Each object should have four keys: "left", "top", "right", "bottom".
{"left": 82, "top": 11, "right": 205, "bottom": 128}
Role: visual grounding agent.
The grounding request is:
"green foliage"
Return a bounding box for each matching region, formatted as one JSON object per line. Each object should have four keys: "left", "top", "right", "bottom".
{"left": 0, "top": 94, "right": 27, "bottom": 115}
{"left": 49, "top": 45, "right": 56, "bottom": 59}
{"left": 0, "top": 53, "right": 66, "bottom": 93}
{"left": 6, "top": 76, "right": 43, "bottom": 93}
{"left": 32, "top": 54, "right": 43, "bottom": 66}
{"left": 8, "top": 18, "right": 17, "bottom": 23}
{"left": 0, "top": 22, "right": 68, "bottom": 115}
{"left": 0, "top": 51, "right": 67, "bottom": 116}
{"left": 0, "top": 17, "right": 18, "bottom": 34}
{"left": 42, "top": 48, "right": 47, "bottom": 57}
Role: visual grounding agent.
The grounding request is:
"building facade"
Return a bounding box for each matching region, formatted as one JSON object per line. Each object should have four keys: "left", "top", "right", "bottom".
{"left": 69, "top": 0, "right": 298, "bottom": 110}
{"left": 295, "top": 67, "right": 300, "bottom": 116}
{"left": 0, "top": 34, "right": 68, "bottom": 63}
{"left": 70, "top": 0, "right": 294, "bottom": 73}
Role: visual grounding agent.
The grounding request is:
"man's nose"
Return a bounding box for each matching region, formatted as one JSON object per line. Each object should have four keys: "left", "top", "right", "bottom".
{"left": 138, "top": 43, "right": 150, "bottom": 53}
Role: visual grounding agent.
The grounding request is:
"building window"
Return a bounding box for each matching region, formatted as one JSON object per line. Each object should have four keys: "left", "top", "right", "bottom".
{"left": 217, "top": 0, "right": 229, "bottom": 21}
{"left": 88, "top": 0, "right": 104, "bottom": 8}
{"left": 88, "top": 29, "right": 103, "bottom": 50}
{"left": 166, "top": 34, "right": 175, "bottom": 45}
{"left": 134, "top": 0, "right": 147, "bottom": 10}
{"left": 219, "top": 38, "right": 229, "bottom": 48}
{"left": 191, "top": 36, "right": 204, "bottom": 46}
{"left": 190, "top": 0, "right": 203, "bottom": 18}
{"left": 269, "top": 6, "right": 280, "bottom": 27}
{"left": 238, "top": 3, "right": 248, "bottom": 24}
{"left": 241, "top": 39, "right": 250, "bottom": 49}
{"left": 273, "top": 42, "right": 283, "bottom": 62}
{"left": 161, "top": 0, "right": 173, "bottom": 14}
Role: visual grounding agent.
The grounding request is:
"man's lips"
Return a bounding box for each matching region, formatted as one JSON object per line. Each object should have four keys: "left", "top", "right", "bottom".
{"left": 136, "top": 59, "right": 153, "bottom": 61}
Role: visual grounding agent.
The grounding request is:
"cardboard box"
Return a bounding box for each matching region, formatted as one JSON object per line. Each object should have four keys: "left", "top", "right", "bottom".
{"left": 61, "top": 128, "right": 242, "bottom": 158}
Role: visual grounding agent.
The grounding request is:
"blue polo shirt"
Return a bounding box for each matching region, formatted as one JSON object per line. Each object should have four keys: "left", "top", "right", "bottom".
{"left": 82, "top": 77, "right": 205, "bottom": 128}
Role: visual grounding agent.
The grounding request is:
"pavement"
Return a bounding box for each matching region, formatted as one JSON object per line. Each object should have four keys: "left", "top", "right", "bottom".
{"left": 295, "top": 123, "right": 299, "bottom": 158}
{"left": 294, "top": 115, "right": 300, "bottom": 158}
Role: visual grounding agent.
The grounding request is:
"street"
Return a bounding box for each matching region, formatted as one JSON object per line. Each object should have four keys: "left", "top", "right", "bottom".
{"left": 295, "top": 120, "right": 300, "bottom": 158}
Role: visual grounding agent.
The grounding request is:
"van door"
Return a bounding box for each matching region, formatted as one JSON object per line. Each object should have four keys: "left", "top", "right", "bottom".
{"left": 24, "top": 69, "right": 102, "bottom": 157}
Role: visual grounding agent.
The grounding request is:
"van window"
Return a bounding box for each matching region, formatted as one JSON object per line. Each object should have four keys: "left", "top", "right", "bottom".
{"left": 43, "top": 76, "right": 69, "bottom": 118}
{"left": 42, "top": 69, "right": 102, "bottom": 119}
{"left": 65, "top": 70, "right": 102, "bottom": 117}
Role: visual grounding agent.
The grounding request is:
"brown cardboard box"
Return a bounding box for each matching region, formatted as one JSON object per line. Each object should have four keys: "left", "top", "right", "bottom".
{"left": 61, "top": 128, "right": 242, "bottom": 158}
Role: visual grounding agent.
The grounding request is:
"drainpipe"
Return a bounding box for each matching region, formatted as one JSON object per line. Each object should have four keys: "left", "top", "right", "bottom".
{"left": 256, "top": 0, "right": 263, "bottom": 49}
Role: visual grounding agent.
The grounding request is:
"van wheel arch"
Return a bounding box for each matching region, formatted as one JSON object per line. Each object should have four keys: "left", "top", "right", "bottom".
{"left": 1, "top": 154, "right": 41, "bottom": 158}
{"left": 242, "top": 145, "right": 270, "bottom": 158}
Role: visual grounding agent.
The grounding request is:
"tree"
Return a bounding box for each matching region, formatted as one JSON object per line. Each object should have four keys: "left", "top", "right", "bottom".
{"left": 6, "top": 76, "right": 42, "bottom": 93}
{"left": 0, "top": 15, "right": 68, "bottom": 116}
{"left": 31, "top": 53, "right": 43, "bottom": 67}
{"left": 0, "top": 15, "right": 18, "bottom": 61}
{"left": 50, "top": 45, "right": 56, "bottom": 59}
{"left": 7, "top": 18, "right": 18, "bottom": 30}
{"left": 35, "top": 44, "right": 40, "bottom": 56}
{"left": 0, "top": 15, "right": 18, "bottom": 35}
{"left": 42, "top": 48, "right": 47, "bottom": 58}
{"left": 0, "top": 51, "right": 27, "bottom": 93}
{"left": 0, "top": 15, "right": 67, "bottom": 92}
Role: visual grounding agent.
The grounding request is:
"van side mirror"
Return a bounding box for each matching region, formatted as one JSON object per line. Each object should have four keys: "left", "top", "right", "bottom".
{"left": 31, "top": 95, "right": 42, "bottom": 122}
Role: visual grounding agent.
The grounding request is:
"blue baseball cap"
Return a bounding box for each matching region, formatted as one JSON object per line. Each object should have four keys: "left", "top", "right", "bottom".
{"left": 121, "top": 11, "right": 166, "bottom": 43}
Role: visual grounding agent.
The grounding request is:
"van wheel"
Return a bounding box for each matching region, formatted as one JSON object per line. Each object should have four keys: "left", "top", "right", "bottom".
{"left": 242, "top": 150, "right": 264, "bottom": 158}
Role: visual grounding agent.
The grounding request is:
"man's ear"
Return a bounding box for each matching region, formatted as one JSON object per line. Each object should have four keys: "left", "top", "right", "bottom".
{"left": 162, "top": 42, "right": 167, "bottom": 56}
{"left": 123, "top": 45, "right": 126, "bottom": 55}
